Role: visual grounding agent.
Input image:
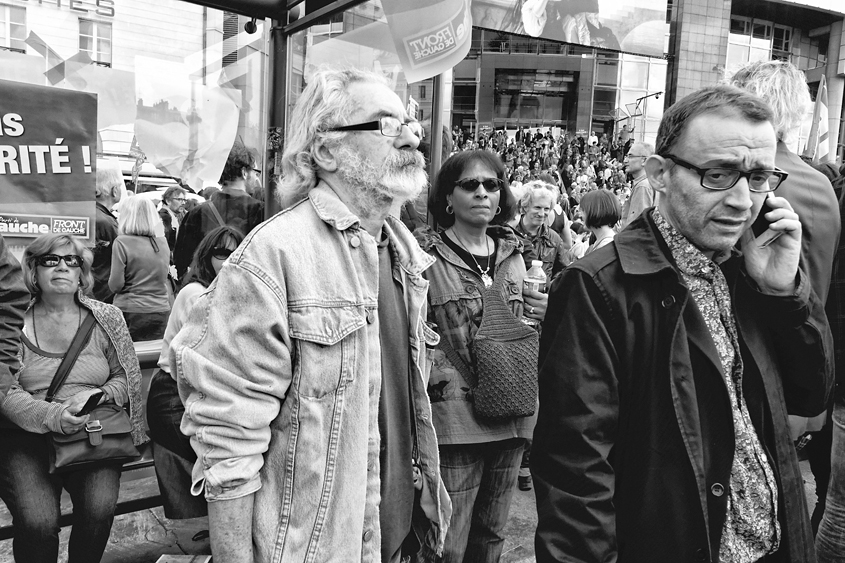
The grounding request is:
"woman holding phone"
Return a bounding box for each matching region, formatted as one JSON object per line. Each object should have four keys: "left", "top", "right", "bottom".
{"left": 0, "top": 233, "right": 145, "bottom": 563}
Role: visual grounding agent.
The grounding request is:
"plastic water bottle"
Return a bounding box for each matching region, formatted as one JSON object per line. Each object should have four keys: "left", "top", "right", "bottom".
{"left": 523, "top": 260, "right": 546, "bottom": 327}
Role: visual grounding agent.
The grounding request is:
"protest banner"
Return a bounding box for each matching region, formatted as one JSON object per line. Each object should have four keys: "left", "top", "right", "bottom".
{"left": 383, "top": 0, "right": 473, "bottom": 84}
{"left": 0, "top": 79, "right": 97, "bottom": 251}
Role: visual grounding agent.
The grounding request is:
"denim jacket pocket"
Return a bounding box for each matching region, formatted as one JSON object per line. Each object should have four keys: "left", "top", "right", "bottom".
{"left": 501, "top": 272, "right": 523, "bottom": 304}
{"left": 428, "top": 269, "right": 481, "bottom": 307}
{"left": 289, "top": 305, "right": 364, "bottom": 399}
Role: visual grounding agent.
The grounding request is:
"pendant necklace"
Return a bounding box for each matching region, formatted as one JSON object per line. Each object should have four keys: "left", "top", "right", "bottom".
{"left": 450, "top": 229, "right": 493, "bottom": 288}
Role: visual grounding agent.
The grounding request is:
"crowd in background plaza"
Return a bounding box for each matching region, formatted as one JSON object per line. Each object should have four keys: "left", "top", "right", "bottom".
{"left": 451, "top": 124, "right": 632, "bottom": 198}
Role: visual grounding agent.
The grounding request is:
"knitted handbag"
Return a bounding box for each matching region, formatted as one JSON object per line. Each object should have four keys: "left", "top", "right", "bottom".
{"left": 438, "top": 276, "right": 539, "bottom": 420}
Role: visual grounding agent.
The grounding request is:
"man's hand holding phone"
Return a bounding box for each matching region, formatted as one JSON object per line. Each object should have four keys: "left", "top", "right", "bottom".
{"left": 741, "top": 193, "right": 801, "bottom": 296}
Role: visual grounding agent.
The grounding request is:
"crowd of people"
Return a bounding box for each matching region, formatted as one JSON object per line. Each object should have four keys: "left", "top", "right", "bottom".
{"left": 0, "top": 59, "right": 843, "bottom": 563}
{"left": 451, "top": 122, "right": 633, "bottom": 202}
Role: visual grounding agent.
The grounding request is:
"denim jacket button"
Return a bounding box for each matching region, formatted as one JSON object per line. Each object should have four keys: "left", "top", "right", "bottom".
{"left": 366, "top": 310, "right": 376, "bottom": 324}
{"left": 350, "top": 236, "right": 361, "bottom": 248}
{"left": 363, "top": 529, "right": 373, "bottom": 542}
{"left": 661, "top": 295, "right": 676, "bottom": 308}
{"left": 710, "top": 483, "right": 725, "bottom": 497}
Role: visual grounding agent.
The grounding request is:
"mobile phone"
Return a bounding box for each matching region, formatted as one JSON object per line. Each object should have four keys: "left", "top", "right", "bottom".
{"left": 76, "top": 391, "right": 103, "bottom": 417}
{"left": 751, "top": 196, "right": 784, "bottom": 248}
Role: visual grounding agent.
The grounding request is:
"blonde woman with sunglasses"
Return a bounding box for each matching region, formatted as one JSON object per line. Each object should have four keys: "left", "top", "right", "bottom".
{"left": 0, "top": 233, "right": 145, "bottom": 563}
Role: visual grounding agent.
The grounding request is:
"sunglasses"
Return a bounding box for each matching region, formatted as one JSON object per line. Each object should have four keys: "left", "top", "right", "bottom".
{"left": 211, "top": 248, "right": 233, "bottom": 260}
{"left": 36, "top": 254, "right": 83, "bottom": 268}
{"left": 454, "top": 177, "right": 504, "bottom": 193}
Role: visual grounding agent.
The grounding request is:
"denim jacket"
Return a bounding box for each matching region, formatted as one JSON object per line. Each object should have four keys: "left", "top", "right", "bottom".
{"left": 416, "top": 227, "right": 536, "bottom": 445}
{"left": 172, "top": 184, "right": 451, "bottom": 562}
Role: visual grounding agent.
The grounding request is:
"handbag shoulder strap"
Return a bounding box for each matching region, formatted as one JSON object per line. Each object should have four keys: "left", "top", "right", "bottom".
{"left": 437, "top": 334, "right": 477, "bottom": 388}
{"left": 207, "top": 200, "right": 226, "bottom": 228}
{"left": 45, "top": 312, "right": 97, "bottom": 403}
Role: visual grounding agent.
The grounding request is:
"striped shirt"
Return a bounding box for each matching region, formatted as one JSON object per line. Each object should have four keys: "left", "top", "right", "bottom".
{"left": 0, "top": 323, "right": 128, "bottom": 434}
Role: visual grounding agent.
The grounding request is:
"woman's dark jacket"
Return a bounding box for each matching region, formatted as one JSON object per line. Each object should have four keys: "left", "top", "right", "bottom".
{"left": 532, "top": 209, "right": 834, "bottom": 563}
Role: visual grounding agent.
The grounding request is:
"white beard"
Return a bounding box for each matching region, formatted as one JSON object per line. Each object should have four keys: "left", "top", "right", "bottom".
{"left": 335, "top": 145, "right": 427, "bottom": 214}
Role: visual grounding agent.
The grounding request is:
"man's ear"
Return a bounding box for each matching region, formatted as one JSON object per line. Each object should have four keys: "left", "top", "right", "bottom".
{"left": 645, "top": 155, "right": 670, "bottom": 196}
{"left": 312, "top": 139, "right": 339, "bottom": 173}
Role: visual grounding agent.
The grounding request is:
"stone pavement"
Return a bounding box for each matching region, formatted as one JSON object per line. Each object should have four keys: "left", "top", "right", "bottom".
{"left": 0, "top": 462, "right": 818, "bottom": 562}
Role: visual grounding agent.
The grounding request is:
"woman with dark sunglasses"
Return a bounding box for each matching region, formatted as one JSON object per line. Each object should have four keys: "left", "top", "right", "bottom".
{"left": 0, "top": 233, "right": 146, "bottom": 563}
{"left": 416, "top": 151, "right": 535, "bottom": 563}
{"left": 145, "top": 225, "right": 244, "bottom": 521}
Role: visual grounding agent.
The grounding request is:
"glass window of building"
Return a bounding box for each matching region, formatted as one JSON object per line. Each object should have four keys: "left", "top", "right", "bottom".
{"left": 731, "top": 16, "right": 751, "bottom": 35}
{"left": 79, "top": 19, "right": 112, "bottom": 67}
{"left": 592, "top": 88, "right": 616, "bottom": 120}
{"left": 621, "top": 60, "right": 649, "bottom": 90}
{"left": 0, "top": 4, "right": 25, "bottom": 52}
{"left": 492, "top": 69, "right": 575, "bottom": 128}
{"left": 2, "top": 0, "right": 270, "bottom": 260}
{"left": 596, "top": 59, "right": 619, "bottom": 87}
{"left": 772, "top": 25, "right": 792, "bottom": 60}
{"left": 726, "top": 16, "right": 788, "bottom": 69}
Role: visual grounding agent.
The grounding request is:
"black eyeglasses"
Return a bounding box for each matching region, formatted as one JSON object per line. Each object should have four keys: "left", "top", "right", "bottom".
{"left": 211, "top": 248, "right": 233, "bottom": 260}
{"left": 454, "top": 177, "right": 505, "bottom": 193}
{"left": 329, "top": 116, "right": 424, "bottom": 140}
{"left": 36, "top": 254, "right": 83, "bottom": 268}
{"left": 663, "top": 154, "right": 787, "bottom": 193}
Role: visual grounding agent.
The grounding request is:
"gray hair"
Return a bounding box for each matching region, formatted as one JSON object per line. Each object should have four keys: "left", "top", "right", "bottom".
{"left": 628, "top": 141, "right": 654, "bottom": 156}
{"left": 519, "top": 180, "right": 556, "bottom": 213}
{"left": 95, "top": 166, "right": 123, "bottom": 199}
{"left": 277, "top": 66, "right": 390, "bottom": 208}
{"left": 727, "top": 60, "right": 811, "bottom": 143}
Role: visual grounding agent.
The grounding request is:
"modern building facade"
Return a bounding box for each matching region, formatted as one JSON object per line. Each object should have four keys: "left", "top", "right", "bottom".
{"left": 449, "top": 0, "right": 843, "bottom": 160}
{"left": 668, "top": 0, "right": 843, "bottom": 160}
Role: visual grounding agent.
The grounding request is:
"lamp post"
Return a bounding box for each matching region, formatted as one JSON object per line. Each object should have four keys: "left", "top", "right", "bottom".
{"left": 625, "top": 91, "right": 662, "bottom": 142}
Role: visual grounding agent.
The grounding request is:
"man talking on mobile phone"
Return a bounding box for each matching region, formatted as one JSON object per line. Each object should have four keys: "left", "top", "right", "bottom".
{"left": 533, "top": 85, "right": 833, "bottom": 563}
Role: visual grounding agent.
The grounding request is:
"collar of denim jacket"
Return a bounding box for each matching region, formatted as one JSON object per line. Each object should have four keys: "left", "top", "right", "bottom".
{"left": 383, "top": 216, "right": 435, "bottom": 278}
{"left": 309, "top": 182, "right": 361, "bottom": 232}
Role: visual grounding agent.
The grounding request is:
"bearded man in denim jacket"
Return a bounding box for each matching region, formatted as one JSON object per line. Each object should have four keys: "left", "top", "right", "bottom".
{"left": 171, "top": 68, "right": 450, "bottom": 563}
